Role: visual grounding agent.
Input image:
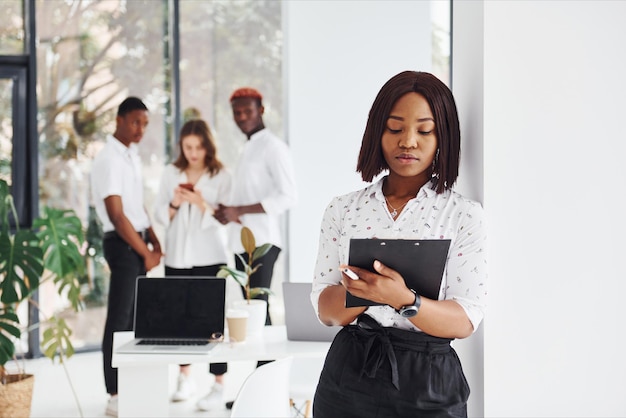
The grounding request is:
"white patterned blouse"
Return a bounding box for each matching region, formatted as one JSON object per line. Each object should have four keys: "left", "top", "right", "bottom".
{"left": 311, "top": 176, "right": 488, "bottom": 333}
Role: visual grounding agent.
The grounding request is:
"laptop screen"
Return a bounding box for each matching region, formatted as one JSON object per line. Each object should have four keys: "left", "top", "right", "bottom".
{"left": 133, "top": 277, "right": 225, "bottom": 339}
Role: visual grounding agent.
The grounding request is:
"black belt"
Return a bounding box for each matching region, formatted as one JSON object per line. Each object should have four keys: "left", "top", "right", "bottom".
{"left": 103, "top": 229, "right": 148, "bottom": 241}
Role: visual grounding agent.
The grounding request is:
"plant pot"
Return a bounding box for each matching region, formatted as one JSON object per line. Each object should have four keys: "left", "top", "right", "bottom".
{"left": 232, "top": 299, "right": 267, "bottom": 337}
{"left": 0, "top": 373, "right": 34, "bottom": 418}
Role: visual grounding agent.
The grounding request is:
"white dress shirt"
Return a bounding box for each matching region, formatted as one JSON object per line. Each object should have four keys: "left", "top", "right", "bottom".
{"left": 227, "top": 128, "right": 297, "bottom": 252}
{"left": 90, "top": 135, "right": 151, "bottom": 233}
{"left": 311, "top": 177, "right": 488, "bottom": 333}
{"left": 154, "top": 164, "right": 232, "bottom": 268}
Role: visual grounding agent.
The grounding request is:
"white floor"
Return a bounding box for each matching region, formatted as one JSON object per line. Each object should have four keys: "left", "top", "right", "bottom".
{"left": 10, "top": 349, "right": 316, "bottom": 418}
{"left": 10, "top": 351, "right": 264, "bottom": 417}
{"left": 8, "top": 293, "right": 318, "bottom": 417}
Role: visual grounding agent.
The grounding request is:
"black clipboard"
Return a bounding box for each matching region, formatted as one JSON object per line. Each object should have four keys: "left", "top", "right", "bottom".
{"left": 345, "top": 238, "right": 451, "bottom": 307}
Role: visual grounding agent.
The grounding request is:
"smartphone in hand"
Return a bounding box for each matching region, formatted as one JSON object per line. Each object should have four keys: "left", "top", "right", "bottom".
{"left": 179, "top": 183, "right": 194, "bottom": 191}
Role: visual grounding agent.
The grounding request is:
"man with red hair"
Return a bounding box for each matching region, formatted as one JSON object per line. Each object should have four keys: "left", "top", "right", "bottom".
{"left": 211, "top": 88, "right": 297, "bottom": 410}
{"left": 215, "top": 87, "right": 297, "bottom": 311}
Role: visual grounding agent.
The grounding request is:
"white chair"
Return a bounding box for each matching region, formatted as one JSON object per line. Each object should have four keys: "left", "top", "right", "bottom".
{"left": 288, "top": 355, "right": 325, "bottom": 418}
{"left": 230, "top": 356, "right": 294, "bottom": 418}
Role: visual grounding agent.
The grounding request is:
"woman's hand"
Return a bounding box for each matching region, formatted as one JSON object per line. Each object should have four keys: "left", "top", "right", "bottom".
{"left": 178, "top": 187, "right": 205, "bottom": 208}
{"left": 171, "top": 187, "right": 185, "bottom": 208}
{"left": 343, "top": 261, "right": 474, "bottom": 338}
{"left": 340, "top": 261, "right": 415, "bottom": 310}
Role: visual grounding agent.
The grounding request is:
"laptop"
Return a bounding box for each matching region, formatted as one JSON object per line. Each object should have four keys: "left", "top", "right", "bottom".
{"left": 282, "top": 282, "right": 340, "bottom": 342}
{"left": 116, "top": 276, "right": 226, "bottom": 354}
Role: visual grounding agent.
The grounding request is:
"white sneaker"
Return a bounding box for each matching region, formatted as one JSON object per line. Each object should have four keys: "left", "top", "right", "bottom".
{"left": 171, "top": 373, "right": 197, "bottom": 402}
{"left": 196, "top": 383, "right": 224, "bottom": 411}
{"left": 105, "top": 395, "right": 118, "bottom": 417}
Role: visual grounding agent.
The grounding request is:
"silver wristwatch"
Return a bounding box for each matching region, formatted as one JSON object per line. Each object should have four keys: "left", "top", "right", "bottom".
{"left": 397, "top": 289, "right": 421, "bottom": 318}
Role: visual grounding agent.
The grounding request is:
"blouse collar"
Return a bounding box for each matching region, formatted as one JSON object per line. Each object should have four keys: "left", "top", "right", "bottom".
{"left": 371, "top": 175, "right": 437, "bottom": 202}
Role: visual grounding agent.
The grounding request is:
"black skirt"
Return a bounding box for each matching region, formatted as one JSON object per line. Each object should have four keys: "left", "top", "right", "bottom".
{"left": 313, "top": 315, "right": 470, "bottom": 418}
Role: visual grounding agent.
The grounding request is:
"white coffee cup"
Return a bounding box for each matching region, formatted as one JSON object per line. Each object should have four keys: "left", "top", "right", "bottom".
{"left": 226, "top": 309, "right": 249, "bottom": 343}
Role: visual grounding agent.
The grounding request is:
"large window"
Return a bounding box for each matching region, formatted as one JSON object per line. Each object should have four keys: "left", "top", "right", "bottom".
{"left": 0, "top": 0, "right": 33, "bottom": 230}
{"left": 0, "top": 67, "right": 26, "bottom": 191}
{"left": 0, "top": 0, "right": 25, "bottom": 55}
{"left": 32, "top": 0, "right": 283, "bottom": 352}
{"left": 2, "top": 0, "right": 449, "bottom": 356}
{"left": 178, "top": 1, "right": 283, "bottom": 168}
{"left": 33, "top": 0, "right": 169, "bottom": 352}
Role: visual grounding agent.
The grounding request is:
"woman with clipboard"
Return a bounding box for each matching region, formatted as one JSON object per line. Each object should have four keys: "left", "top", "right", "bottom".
{"left": 311, "top": 71, "right": 488, "bottom": 418}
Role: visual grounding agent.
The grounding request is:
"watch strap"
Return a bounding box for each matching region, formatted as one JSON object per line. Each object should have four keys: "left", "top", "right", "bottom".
{"left": 396, "top": 289, "right": 421, "bottom": 317}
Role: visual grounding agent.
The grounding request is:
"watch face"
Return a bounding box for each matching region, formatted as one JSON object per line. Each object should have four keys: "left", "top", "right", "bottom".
{"left": 400, "top": 306, "right": 418, "bottom": 318}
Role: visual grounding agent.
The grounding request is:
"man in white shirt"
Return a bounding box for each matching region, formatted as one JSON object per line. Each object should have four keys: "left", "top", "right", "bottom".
{"left": 91, "top": 96, "right": 162, "bottom": 417}
{"left": 214, "top": 87, "right": 297, "bottom": 327}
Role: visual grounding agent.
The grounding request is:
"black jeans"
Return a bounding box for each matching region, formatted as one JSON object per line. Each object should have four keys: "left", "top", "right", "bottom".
{"left": 164, "top": 265, "right": 227, "bottom": 376}
{"left": 102, "top": 233, "right": 146, "bottom": 395}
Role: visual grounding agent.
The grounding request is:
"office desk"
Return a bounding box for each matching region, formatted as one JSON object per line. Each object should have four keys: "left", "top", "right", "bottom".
{"left": 112, "top": 326, "right": 331, "bottom": 417}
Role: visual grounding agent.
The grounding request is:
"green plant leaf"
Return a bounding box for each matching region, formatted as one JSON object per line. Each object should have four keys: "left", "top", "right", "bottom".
{"left": 221, "top": 226, "right": 275, "bottom": 302}
{"left": 0, "top": 332, "right": 16, "bottom": 366}
{"left": 234, "top": 253, "right": 247, "bottom": 267}
{"left": 249, "top": 287, "right": 273, "bottom": 299}
{"left": 0, "top": 179, "right": 85, "bottom": 369}
{"left": 240, "top": 226, "right": 256, "bottom": 255}
{"left": 217, "top": 266, "right": 247, "bottom": 288}
{"left": 53, "top": 274, "right": 84, "bottom": 312}
{"left": 41, "top": 316, "right": 75, "bottom": 363}
{"left": 249, "top": 263, "right": 263, "bottom": 276}
{"left": 0, "top": 229, "right": 44, "bottom": 304}
{"left": 252, "top": 243, "right": 273, "bottom": 262}
{"left": 0, "top": 310, "right": 20, "bottom": 366}
{"left": 233, "top": 253, "right": 255, "bottom": 277}
{"left": 35, "top": 207, "right": 86, "bottom": 278}
{"left": 0, "top": 310, "right": 20, "bottom": 338}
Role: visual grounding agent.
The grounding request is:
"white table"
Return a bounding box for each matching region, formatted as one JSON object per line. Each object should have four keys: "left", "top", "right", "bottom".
{"left": 112, "top": 326, "right": 331, "bottom": 417}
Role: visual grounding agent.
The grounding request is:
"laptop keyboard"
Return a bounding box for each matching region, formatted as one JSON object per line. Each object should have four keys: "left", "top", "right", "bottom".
{"left": 137, "top": 339, "right": 209, "bottom": 346}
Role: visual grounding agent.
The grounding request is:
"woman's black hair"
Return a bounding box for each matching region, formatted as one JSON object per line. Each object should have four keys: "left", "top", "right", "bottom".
{"left": 356, "top": 71, "right": 460, "bottom": 194}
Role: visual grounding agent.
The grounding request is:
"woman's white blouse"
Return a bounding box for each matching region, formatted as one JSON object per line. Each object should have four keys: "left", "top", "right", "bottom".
{"left": 311, "top": 177, "right": 488, "bottom": 333}
{"left": 154, "top": 164, "right": 232, "bottom": 269}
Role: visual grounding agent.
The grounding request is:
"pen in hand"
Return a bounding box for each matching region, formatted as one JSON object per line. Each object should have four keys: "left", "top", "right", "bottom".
{"left": 342, "top": 268, "right": 359, "bottom": 280}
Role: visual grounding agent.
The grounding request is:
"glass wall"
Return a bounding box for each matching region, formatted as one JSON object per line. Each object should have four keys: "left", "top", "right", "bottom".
{"left": 33, "top": 0, "right": 283, "bottom": 351}
{"left": 33, "top": 0, "right": 170, "bottom": 350}
{"left": 0, "top": 0, "right": 27, "bottom": 204}
{"left": 0, "top": 0, "right": 25, "bottom": 55}
{"left": 178, "top": 0, "right": 283, "bottom": 168}
{"left": 0, "top": 77, "right": 14, "bottom": 184}
{"left": 3, "top": 0, "right": 448, "bottom": 354}
{"left": 431, "top": 0, "right": 451, "bottom": 86}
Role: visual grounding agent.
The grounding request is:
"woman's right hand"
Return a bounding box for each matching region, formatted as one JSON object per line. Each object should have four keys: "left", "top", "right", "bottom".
{"left": 171, "top": 187, "right": 185, "bottom": 208}
{"left": 341, "top": 262, "right": 413, "bottom": 310}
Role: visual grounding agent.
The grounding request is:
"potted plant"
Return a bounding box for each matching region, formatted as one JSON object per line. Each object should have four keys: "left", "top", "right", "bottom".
{"left": 217, "top": 226, "right": 273, "bottom": 336}
{"left": 0, "top": 179, "right": 85, "bottom": 417}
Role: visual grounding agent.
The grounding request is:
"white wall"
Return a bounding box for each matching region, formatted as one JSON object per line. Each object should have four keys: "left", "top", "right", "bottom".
{"left": 284, "top": 0, "right": 432, "bottom": 282}
{"left": 286, "top": 1, "right": 626, "bottom": 416}
{"left": 285, "top": 2, "right": 486, "bottom": 417}
{"left": 451, "top": 2, "right": 485, "bottom": 416}
{"left": 471, "top": 1, "right": 626, "bottom": 416}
